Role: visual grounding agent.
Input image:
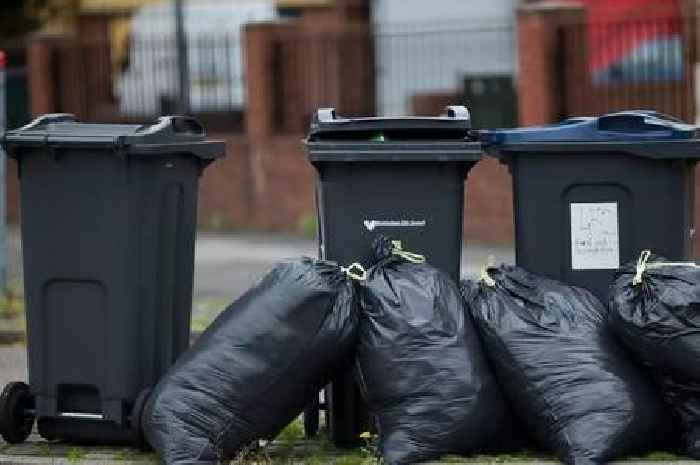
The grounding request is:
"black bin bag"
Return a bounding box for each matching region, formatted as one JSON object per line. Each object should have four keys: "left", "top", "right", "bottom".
{"left": 357, "top": 237, "right": 522, "bottom": 465}
{"left": 610, "top": 250, "right": 700, "bottom": 457}
{"left": 143, "top": 258, "right": 360, "bottom": 464}
{"left": 462, "top": 265, "right": 677, "bottom": 465}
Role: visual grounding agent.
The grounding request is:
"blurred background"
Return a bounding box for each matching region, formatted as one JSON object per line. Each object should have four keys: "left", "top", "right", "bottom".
{"left": 0, "top": 0, "right": 696, "bottom": 246}
{"left": 0, "top": 0, "right": 697, "bottom": 382}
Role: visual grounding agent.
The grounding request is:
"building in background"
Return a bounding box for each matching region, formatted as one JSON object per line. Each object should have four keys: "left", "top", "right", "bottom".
{"left": 371, "top": 0, "right": 517, "bottom": 120}
{"left": 115, "top": 0, "right": 277, "bottom": 115}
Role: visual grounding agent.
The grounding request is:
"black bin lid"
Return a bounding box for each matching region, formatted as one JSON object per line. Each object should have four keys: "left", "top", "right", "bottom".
{"left": 305, "top": 106, "right": 482, "bottom": 163}
{"left": 480, "top": 110, "right": 700, "bottom": 159}
{"left": 2, "top": 114, "right": 225, "bottom": 160}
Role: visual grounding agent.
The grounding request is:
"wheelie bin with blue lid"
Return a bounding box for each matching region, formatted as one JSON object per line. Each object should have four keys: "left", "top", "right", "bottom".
{"left": 480, "top": 110, "right": 699, "bottom": 302}
{"left": 304, "top": 106, "right": 482, "bottom": 446}
{"left": 0, "top": 114, "right": 225, "bottom": 446}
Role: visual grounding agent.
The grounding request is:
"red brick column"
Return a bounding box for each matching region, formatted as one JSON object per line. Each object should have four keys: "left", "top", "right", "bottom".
{"left": 27, "top": 34, "right": 67, "bottom": 117}
{"left": 516, "top": 2, "right": 586, "bottom": 126}
{"left": 244, "top": 22, "right": 296, "bottom": 142}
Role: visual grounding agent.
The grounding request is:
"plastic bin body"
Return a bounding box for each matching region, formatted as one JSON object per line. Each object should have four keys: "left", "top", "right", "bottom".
{"left": 305, "top": 107, "right": 481, "bottom": 446}
{"left": 482, "top": 111, "right": 699, "bottom": 302}
{"left": 2, "top": 114, "right": 224, "bottom": 443}
{"left": 315, "top": 151, "right": 471, "bottom": 279}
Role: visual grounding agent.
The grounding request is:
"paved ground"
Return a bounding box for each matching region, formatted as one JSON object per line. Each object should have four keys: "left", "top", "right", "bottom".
{"left": 6, "top": 226, "right": 514, "bottom": 302}
{"left": 0, "top": 344, "right": 26, "bottom": 385}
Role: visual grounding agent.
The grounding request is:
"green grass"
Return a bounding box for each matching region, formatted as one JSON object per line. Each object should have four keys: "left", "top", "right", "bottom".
{"left": 626, "top": 451, "right": 683, "bottom": 461}
{"left": 276, "top": 420, "right": 305, "bottom": 442}
{"left": 66, "top": 447, "right": 85, "bottom": 463}
{"left": 190, "top": 298, "right": 229, "bottom": 333}
{"left": 0, "top": 278, "right": 25, "bottom": 320}
{"left": 297, "top": 213, "right": 318, "bottom": 239}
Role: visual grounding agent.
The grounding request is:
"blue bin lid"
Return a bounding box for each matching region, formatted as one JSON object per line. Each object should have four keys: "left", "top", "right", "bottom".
{"left": 479, "top": 110, "right": 700, "bottom": 159}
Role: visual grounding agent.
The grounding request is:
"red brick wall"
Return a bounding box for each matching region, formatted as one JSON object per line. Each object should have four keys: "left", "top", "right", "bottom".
{"left": 197, "top": 134, "right": 514, "bottom": 243}
{"left": 464, "top": 157, "right": 513, "bottom": 243}
{"left": 197, "top": 134, "right": 252, "bottom": 229}
{"left": 248, "top": 136, "right": 316, "bottom": 230}
{"left": 196, "top": 134, "right": 316, "bottom": 235}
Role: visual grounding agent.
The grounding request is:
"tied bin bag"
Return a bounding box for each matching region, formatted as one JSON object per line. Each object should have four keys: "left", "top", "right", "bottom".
{"left": 356, "top": 237, "right": 522, "bottom": 465}
{"left": 143, "top": 258, "right": 363, "bottom": 465}
{"left": 610, "top": 251, "right": 700, "bottom": 457}
{"left": 463, "top": 265, "right": 677, "bottom": 465}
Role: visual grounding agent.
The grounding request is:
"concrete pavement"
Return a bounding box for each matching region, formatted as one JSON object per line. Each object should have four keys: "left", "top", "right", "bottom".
{"left": 6, "top": 226, "right": 515, "bottom": 303}
{"left": 191, "top": 231, "right": 514, "bottom": 302}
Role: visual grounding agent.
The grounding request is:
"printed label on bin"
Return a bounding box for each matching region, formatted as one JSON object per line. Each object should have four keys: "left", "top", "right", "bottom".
{"left": 570, "top": 202, "right": 620, "bottom": 270}
{"left": 363, "top": 219, "right": 427, "bottom": 232}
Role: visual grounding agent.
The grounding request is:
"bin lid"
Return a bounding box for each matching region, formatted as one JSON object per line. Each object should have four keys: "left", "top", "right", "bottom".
{"left": 305, "top": 106, "right": 482, "bottom": 163}
{"left": 308, "top": 106, "right": 471, "bottom": 139}
{"left": 480, "top": 110, "right": 700, "bottom": 159}
{"left": 1, "top": 114, "right": 225, "bottom": 160}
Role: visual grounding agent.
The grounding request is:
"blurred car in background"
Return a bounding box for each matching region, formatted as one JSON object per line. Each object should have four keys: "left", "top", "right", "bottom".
{"left": 582, "top": 0, "right": 683, "bottom": 83}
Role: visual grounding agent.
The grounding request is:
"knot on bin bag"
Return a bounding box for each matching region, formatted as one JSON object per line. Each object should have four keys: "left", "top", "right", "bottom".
{"left": 479, "top": 255, "right": 497, "bottom": 287}
{"left": 480, "top": 266, "right": 496, "bottom": 287}
{"left": 371, "top": 235, "right": 426, "bottom": 264}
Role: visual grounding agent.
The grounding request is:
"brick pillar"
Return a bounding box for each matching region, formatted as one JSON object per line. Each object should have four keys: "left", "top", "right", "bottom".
{"left": 77, "top": 14, "right": 113, "bottom": 120}
{"left": 244, "top": 22, "right": 296, "bottom": 142}
{"left": 516, "top": 2, "right": 586, "bottom": 126}
{"left": 27, "top": 34, "right": 66, "bottom": 117}
{"left": 243, "top": 22, "right": 296, "bottom": 226}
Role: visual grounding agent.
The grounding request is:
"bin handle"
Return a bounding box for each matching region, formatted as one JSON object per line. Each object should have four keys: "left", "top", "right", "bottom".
{"left": 139, "top": 116, "right": 205, "bottom": 137}
{"left": 444, "top": 106, "right": 470, "bottom": 121}
{"left": 17, "top": 113, "right": 76, "bottom": 131}
{"left": 315, "top": 108, "right": 337, "bottom": 124}
{"left": 598, "top": 111, "right": 696, "bottom": 134}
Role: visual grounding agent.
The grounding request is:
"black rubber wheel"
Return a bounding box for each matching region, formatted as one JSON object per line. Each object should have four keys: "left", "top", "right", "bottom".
{"left": 0, "top": 382, "right": 35, "bottom": 444}
{"left": 303, "top": 394, "right": 320, "bottom": 438}
{"left": 36, "top": 417, "right": 58, "bottom": 441}
{"left": 130, "top": 389, "right": 152, "bottom": 451}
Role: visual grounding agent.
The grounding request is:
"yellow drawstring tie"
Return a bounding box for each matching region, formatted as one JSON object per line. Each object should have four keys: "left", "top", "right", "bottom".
{"left": 391, "top": 240, "right": 426, "bottom": 264}
{"left": 632, "top": 250, "right": 652, "bottom": 286}
{"left": 632, "top": 249, "right": 699, "bottom": 286}
{"left": 479, "top": 266, "right": 496, "bottom": 287}
{"left": 341, "top": 262, "right": 368, "bottom": 281}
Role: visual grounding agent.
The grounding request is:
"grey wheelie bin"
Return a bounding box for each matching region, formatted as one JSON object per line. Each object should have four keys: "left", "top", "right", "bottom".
{"left": 480, "top": 110, "right": 699, "bottom": 302}
{"left": 304, "top": 106, "right": 482, "bottom": 446}
{"left": 0, "top": 114, "right": 225, "bottom": 446}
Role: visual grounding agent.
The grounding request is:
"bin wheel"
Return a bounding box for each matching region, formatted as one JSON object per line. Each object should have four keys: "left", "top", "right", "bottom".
{"left": 303, "top": 394, "right": 320, "bottom": 438}
{"left": 130, "top": 389, "right": 151, "bottom": 450}
{"left": 130, "top": 389, "right": 152, "bottom": 451}
{"left": 36, "top": 417, "right": 58, "bottom": 441}
{"left": 0, "top": 382, "right": 35, "bottom": 444}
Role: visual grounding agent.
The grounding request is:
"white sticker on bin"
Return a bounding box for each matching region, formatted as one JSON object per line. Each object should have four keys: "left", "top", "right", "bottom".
{"left": 363, "top": 219, "right": 426, "bottom": 232}
{"left": 570, "top": 202, "right": 620, "bottom": 270}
